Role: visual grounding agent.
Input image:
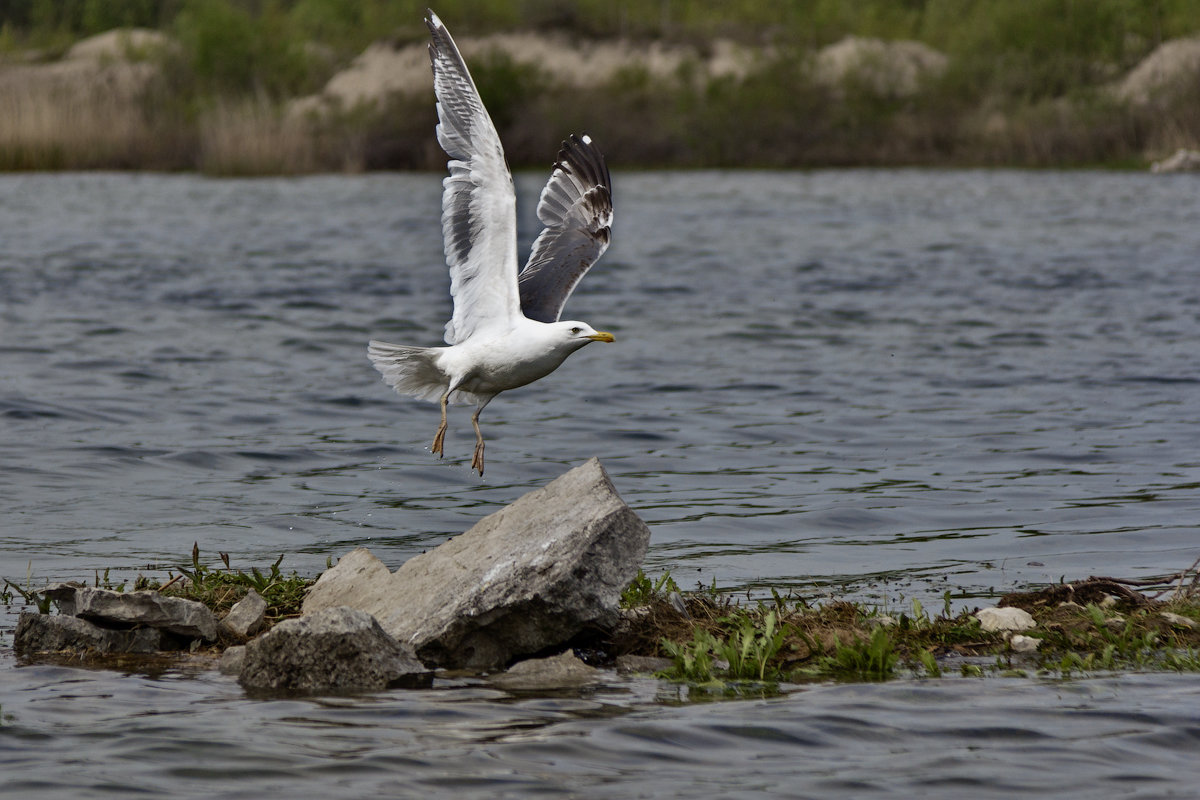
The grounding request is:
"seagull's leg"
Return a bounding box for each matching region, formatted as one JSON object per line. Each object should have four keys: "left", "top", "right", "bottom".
{"left": 469, "top": 396, "right": 494, "bottom": 476}
{"left": 431, "top": 388, "right": 451, "bottom": 457}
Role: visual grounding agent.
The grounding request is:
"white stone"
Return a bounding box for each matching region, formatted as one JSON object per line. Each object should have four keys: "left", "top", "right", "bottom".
{"left": 976, "top": 606, "right": 1036, "bottom": 633}
{"left": 1010, "top": 634, "right": 1041, "bottom": 653}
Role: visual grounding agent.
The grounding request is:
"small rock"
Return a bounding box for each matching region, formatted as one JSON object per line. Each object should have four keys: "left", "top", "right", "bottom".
{"left": 489, "top": 651, "right": 603, "bottom": 691}
{"left": 1161, "top": 611, "right": 1197, "bottom": 629}
{"left": 219, "top": 645, "right": 246, "bottom": 675}
{"left": 14, "top": 611, "right": 162, "bottom": 655}
{"left": 620, "top": 606, "right": 651, "bottom": 622}
{"left": 976, "top": 607, "right": 1036, "bottom": 633}
{"left": 866, "top": 615, "right": 898, "bottom": 629}
{"left": 220, "top": 589, "right": 267, "bottom": 639}
{"left": 42, "top": 583, "right": 82, "bottom": 616}
{"left": 74, "top": 587, "right": 218, "bottom": 641}
{"left": 1098, "top": 594, "right": 1119, "bottom": 609}
{"left": 1010, "top": 634, "right": 1041, "bottom": 653}
{"left": 1104, "top": 614, "right": 1127, "bottom": 631}
{"left": 239, "top": 607, "right": 432, "bottom": 694}
{"left": 1058, "top": 601, "right": 1085, "bottom": 611}
{"left": 615, "top": 654, "right": 674, "bottom": 674}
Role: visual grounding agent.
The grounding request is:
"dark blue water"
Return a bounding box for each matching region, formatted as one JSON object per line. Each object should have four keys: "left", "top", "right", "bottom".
{"left": 2, "top": 170, "right": 1200, "bottom": 796}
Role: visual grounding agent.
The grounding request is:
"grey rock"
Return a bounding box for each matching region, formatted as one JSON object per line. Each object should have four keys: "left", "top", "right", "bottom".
{"left": 304, "top": 458, "right": 651, "bottom": 671}
{"left": 238, "top": 607, "right": 432, "bottom": 694}
{"left": 219, "top": 645, "right": 247, "bottom": 675}
{"left": 14, "top": 611, "right": 162, "bottom": 655}
{"left": 615, "top": 654, "right": 674, "bottom": 674}
{"left": 220, "top": 589, "right": 267, "bottom": 639}
{"left": 42, "top": 582, "right": 82, "bottom": 616}
{"left": 74, "top": 587, "right": 218, "bottom": 641}
{"left": 489, "top": 651, "right": 604, "bottom": 691}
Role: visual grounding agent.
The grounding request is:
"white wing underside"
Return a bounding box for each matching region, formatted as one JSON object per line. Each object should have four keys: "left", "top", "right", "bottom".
{"left": 428, "top": 12, "right": 521, "bottom": 346}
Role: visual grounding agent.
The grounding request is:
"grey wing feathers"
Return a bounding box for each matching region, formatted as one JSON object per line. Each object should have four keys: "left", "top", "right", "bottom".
{"left": 518, "top": 134, "right": 613, "bottom": 323}
{"left": 426, "top": 11, "right": 520, "bottom": 345}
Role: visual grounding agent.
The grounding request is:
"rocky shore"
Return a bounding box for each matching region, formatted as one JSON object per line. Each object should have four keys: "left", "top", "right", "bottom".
{"left": 11, "top": 458, "right": 1200, "bottom": 695}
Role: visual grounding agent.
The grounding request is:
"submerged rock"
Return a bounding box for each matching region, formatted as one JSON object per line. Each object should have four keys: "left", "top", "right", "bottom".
{"left": 73, "top": 587, "right": 218, "bottom": 641}
{"left": 489, "top": 651, "right": 604, "bottom": 691}
{"left": 238, "top": 606, "right": 432, "bottom": 694}
{"left": 14, "top": 611, "right": 163, "bottom": 655}
{"left": 615, "top": 654, "right": 674, "bottom": 675}
{"left": 304, "top": 458, "right": 651, "bottom": 671}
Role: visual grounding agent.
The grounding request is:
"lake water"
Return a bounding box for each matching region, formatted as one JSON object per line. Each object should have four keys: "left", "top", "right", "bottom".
{"left": 2, "top": 169, "right": 1199, "bottom": 797}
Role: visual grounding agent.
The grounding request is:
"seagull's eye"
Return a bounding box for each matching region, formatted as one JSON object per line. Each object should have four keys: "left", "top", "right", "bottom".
{"left": 570, "top": 326, "right": 582, "bottom": 335}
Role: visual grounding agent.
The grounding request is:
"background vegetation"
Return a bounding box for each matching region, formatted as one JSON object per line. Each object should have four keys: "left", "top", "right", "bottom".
{"left": 2, "top": 0, "right": 1200, "bottom": 171}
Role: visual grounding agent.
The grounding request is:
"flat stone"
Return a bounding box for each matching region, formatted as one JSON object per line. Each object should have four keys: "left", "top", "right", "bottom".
{"left": 14, "top": 611, "right": 163, "bottom": 655}
{"left": 73, "top": 587, "right": 218, "bottom": 641}
{"left": 976, "top": 607, "right": 1036, "bottom": 633}
{"left": 238, "top": 607, "right": 432, "bottom": 694}
{"left": 304, "top": 458, "right": 651, "bottom": 671}
{"left": 489, "top": 651, "right": 604, "bottom": 691}
{"left": 615, "top": 654, "right": 674, "bottom": 674}
{"left": 220, "top": 589, "right": 267, "bottom": 639}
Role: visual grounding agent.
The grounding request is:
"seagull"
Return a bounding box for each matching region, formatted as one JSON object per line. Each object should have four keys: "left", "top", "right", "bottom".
{"left": 368, "top": 10, "right": 615, "bottom": 476}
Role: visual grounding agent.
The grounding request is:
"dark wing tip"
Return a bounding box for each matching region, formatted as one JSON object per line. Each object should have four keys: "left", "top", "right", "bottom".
{"left": 555, "top": 133, "right": 612, "bottom": 201}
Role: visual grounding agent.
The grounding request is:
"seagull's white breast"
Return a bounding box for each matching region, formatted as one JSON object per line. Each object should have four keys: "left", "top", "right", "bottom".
{"left": 437, "top": 318, "right": 585, "bottom": 397}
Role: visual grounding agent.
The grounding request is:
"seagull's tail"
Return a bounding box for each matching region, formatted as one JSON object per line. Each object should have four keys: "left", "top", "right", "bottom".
{"left": 367, "top": 341, "right": 448, "bottom": 403}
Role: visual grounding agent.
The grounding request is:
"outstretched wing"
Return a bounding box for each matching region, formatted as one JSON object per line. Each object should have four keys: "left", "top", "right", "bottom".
{"left": 427, "top": 11, "right": 520, "bottom": 345}
{"left": 518, "top": 134, "right": 613, "bottom": 323}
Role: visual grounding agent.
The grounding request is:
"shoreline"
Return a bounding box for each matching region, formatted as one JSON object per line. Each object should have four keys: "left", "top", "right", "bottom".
{"left": 7, "top": 557, "right": 1200, "bottom": 690}
{"left": 2, "top": 27, "right": 1199, "bottom": 175}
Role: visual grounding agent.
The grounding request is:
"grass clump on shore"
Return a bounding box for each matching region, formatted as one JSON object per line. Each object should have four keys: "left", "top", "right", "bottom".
{"left": 142, "top": 543, "right": 311, "bottom": 621}
{"left": 614, "top": 568, "right": 1200, "bottom": 691}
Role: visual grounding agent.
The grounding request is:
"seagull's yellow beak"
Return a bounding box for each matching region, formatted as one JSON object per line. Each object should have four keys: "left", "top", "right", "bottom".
{"left": 587, "top": 331, "right": 615, "bottom": 343}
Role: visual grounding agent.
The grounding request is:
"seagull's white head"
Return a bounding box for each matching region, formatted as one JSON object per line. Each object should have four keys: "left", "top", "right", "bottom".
{"left": 556, "top": 320, "right": 615, "bottom": 349}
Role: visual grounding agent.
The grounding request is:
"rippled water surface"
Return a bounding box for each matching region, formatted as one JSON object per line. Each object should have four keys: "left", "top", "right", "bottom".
{"left": 2, "top": 170, "right": 1199, "bottom": 796}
